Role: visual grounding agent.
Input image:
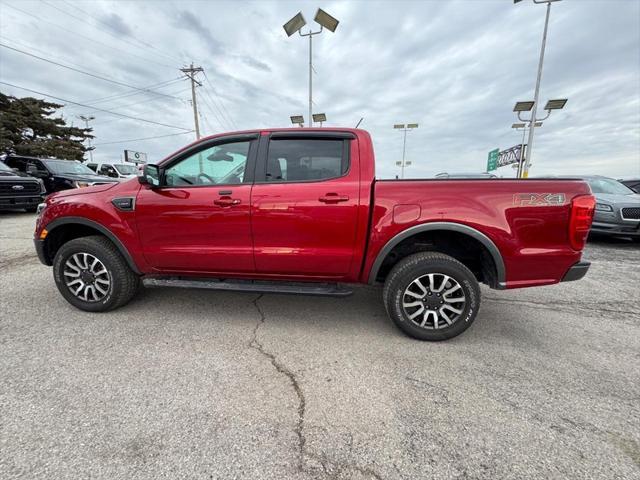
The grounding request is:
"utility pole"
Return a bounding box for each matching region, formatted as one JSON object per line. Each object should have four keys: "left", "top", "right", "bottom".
{"left": 78, "top": 115, "right": 95, "bottom": 162}
{"left": 180, "top": 63, "right": 204, "bottom": 140}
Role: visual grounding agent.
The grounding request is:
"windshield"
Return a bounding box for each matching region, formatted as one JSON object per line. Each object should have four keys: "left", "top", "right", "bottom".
{"left": 0, "top": 161, "right": 13, "bottom": 172}
{"left": 586, "top": 177, "right": 635, "bottom": 195}
{"left": 44, "top": 160, "right": 97, "bottom": 175}
{"left": 113, "top": 164, "right": 138, "bottom": 175}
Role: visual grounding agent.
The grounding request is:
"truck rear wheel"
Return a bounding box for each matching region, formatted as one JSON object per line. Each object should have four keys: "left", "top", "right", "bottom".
{"left": 52, "top": 235, "right": 139, "bottom": 312}
{"left": 383, "top": 252, "right": 480, "bottom": 341}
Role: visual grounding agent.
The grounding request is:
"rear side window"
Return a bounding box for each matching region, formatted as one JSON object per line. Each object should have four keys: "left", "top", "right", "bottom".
{"left": 266, "top": 139, "right": 348, "bottom": 182}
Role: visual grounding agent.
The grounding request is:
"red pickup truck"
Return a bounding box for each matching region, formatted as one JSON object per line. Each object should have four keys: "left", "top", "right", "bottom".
{"left": 34, "top": 128, "right": 595, "bottom": 340}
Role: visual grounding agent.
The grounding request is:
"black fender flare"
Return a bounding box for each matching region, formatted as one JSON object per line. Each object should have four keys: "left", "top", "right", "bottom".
{"left": 45, "top": 216, "right": 141, "bottom": 274}
{"left": 367, "top": 221, "right": 506, "bottom": 288}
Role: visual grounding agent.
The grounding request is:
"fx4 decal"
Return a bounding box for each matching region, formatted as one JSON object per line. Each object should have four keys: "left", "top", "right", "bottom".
{"left": 513, "top": 193, "right": 566, "bottom": 206}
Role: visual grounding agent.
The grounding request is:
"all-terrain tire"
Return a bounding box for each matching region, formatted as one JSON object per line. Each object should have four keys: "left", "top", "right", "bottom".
{"left": 383, "top": 252, "right": 481, "bottom": 341}
{"left": 53, "top": 235, "right": 139, "bottom": 312}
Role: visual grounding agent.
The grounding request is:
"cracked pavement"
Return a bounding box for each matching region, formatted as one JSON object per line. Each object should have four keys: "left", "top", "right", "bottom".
{"left": 1, "top": 211, "right": 639, "bottom": 479}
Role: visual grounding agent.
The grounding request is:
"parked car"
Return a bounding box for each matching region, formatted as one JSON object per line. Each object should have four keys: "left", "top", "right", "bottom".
{"left": 4, "top": 155, "right": 120, "bottom": 194}
{"left": 618, "top": 178, "right": 640, "bottom": 193}
{"left": 0, "top": 160, "right": 46, "bottom": 211}
{"left": 34, "top": 128, "right": 595, "bottom": 341}
{"left": 85, "top": 162, "right": 139, "bottom": 179}
{"left": 582, "top": 176, "right": 640, "bottom": 240}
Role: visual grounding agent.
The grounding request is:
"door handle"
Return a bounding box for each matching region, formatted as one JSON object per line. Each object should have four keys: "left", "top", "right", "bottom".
{"left": 318, "top": 193, "right": 349, "bottom": 203}
{"left": 214, "top": 197, "right": 241, "bottom": 207}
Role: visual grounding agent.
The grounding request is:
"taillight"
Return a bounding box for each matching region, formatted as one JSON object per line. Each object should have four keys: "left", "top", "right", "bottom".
{"left": 569, "top": 194, "right": 595, "bottom": 250}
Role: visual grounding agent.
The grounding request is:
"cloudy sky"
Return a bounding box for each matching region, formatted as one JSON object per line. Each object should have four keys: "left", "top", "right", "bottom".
{"left": 0, "top": 0, "right": 638, "bottom": 178}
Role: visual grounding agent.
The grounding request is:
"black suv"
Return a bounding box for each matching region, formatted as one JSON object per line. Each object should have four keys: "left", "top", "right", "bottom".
{"left": 0, "top": 160, "right": 46, "bottom": 211}
{"left": 3, "top": 155, "right": 120, "bottom": 194}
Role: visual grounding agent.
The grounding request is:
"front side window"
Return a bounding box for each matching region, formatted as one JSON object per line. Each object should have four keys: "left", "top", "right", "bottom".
{"left": 266, "top": 139, "right": 347, "bottom": 182}
{"left": 164, "top": 141, "right": 251, "bottom": 187}
{"left": 43, "top": 160, "right": 95, "bottom": 175}
{"left": 114, "top": 164, "right": 137, "bottom": 175}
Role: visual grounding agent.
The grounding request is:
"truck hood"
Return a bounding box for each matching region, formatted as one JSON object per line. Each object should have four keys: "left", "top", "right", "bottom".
{"left": 595, "top": 193, "right": 640, "bottom": 205}
{"left": 51, "top": 182, "right": 119, "bottom": 198}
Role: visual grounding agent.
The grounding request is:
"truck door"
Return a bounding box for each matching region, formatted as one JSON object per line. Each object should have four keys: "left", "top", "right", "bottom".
{"left": 135, "top": 135, "right": 258, "bottom": 273}
{"left": 250, "top": 133, "right": 360, "bottom": 278}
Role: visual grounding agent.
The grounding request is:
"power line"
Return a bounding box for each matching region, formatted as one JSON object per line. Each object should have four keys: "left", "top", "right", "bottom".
{"left": 79, "top": 87, "right": 191, "bottom": 115}
{"left": 0, "top": 81, "right": 193, "bottom": 131}
{"left": 1, "top": 2, "right": 175, "bottom": 70}
{"left": 202, "top": 71, "right": 238, "bottom": 130}
{"left": 93, "top": 131, "right": 194, "bottom": 146}
{"left": 0, "top": 43, "right": 184, "bottom": 101}
{"left": 80, "top": 78, "right": 184, "bottom": 105}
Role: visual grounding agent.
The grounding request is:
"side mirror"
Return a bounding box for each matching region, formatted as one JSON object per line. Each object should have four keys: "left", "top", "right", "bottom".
{"left": 138, "top": 164, "right": 161, "bottom": 187}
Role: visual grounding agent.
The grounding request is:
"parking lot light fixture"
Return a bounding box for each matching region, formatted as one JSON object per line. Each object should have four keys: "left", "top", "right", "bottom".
{"left": 314, "top": 8, "right": 339, "bottom": 32}
{"left": 283, "top": 12, "right": 307, "bottom": 37}
{"left": 544, "top": 98, "right": 568, "bottom": 110}
{"left": 514, "top": 101, "right": 535, "bottom": 112}
{"left": 290, "top": 115, "right": 305, "bottom": 127}
{"left": 284, "top": 8, "right": 339, "bottom": 127}
{"left": 312, "top": 113, "right": 327, "bottom": 126}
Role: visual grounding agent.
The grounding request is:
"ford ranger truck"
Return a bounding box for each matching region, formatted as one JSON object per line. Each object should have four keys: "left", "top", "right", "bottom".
{"left": 33, "top": 129, "right": 595, "bottom": 341}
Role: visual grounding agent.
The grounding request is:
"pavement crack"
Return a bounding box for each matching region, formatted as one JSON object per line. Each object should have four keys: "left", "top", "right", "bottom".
{"left": 249, "top": 294, "right": 307, "bottom": 472}
{"left": 249, "top": 295, "right": 384, "bottom": 479}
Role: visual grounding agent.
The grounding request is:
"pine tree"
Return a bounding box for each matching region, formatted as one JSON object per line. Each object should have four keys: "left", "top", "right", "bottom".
{"left": 0, "top": 92, "right": 93, "bottom": 160}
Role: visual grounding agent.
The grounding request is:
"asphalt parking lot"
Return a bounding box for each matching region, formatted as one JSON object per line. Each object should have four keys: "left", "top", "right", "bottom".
{"left": 1, "top": 211, "right": 639, "bottom": 480}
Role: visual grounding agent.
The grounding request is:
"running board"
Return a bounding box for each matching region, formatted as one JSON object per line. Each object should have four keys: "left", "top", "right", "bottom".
{"left": 142, "top": 277, "right": 353, "bottom": 297}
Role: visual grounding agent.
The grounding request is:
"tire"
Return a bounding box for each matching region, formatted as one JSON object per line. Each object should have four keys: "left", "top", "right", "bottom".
{"left": 383, "top": 252, "right": 481, "bottom": 341}
{"left": 53, "top": 235, "right": 139, "bottom": 312}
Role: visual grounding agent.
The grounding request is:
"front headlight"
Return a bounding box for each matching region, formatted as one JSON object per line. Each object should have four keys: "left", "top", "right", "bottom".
{"left": 73, "top": 181, "right": 90, "bottom": 188}
{"left": 36, "top": 178, "right": 46, "bottom": 193}
{"left": 595, "top": 203, "right": 613, "bottom": 212}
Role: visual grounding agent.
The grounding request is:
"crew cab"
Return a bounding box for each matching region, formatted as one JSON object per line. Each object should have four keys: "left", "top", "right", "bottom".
{"left": 33, "top": 129, "right": 595, "bottom": 340}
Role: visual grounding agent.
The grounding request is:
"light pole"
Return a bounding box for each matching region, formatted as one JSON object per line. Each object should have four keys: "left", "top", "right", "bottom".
{"left": 511, "top": 121, "right": 542, "bottom": 178}
{"left": 78, "top": 115, "right": 95, "bottom": 162}
{"left": 394, "top": 123, "right": 418, "bottom": 179}
{"left": 513, "top": 99, "right": 566, "bottom": 177}
{"left": 514, "top": 0, "right": 562, "bottom": 177}
{"left": 283, "top": 8, "right": 339, "bottom": 128}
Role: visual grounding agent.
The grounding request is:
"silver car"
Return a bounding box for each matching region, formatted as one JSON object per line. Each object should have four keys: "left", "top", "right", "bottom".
{"left": 583, "top": 176, "right": 640, "bottom": 241}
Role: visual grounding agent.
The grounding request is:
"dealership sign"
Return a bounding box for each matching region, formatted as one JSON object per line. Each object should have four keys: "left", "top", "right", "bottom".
{"left": 124, "top": 150, "right": 147, "bottom": 164}
{"left": 497, "top": 145, "right": 525, "bottom": 168}
{"left": 487, "top": 145, "right": 525, "bottom": 171}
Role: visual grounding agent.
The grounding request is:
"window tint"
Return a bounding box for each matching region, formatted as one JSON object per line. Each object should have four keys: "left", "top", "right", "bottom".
{"left": 86, "top": 163, "right": 97, "bottom": 171}
{"left": 266, "top": 139, "right": 347, "bottom": 182}
{"left": 5, "top": 157, "right": 26, "bottom": 171}
{"left": 164, "top": 141, "right": 251, "bottom": 187}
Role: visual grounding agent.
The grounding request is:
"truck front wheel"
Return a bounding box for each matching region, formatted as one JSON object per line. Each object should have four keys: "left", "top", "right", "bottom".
{"left": 383, "top": 252, "right": 480, "bottom": 341}
{"left": 52, "top": 235, "right": 139, "bottom": 312}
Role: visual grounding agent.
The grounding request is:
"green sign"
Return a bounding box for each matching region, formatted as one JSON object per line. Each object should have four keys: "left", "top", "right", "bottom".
{"left": 487, "top": 148, "right": 499, "bottom": 172}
